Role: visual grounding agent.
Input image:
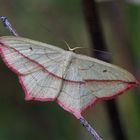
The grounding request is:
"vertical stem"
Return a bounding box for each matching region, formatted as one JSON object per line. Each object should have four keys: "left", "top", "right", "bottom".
{"left": 81, "top": 0, "right": 127, "bottom": 140}
{"left": 80, "top": 116, "right": 103, "bottom": 140}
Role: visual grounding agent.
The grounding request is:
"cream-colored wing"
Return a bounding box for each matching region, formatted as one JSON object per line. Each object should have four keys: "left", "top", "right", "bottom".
{"left": 0, "top": 36, "right": 67, "bottom": 101}
{"left": 20, "top": 69, "right": 62, "bottom": 101}
{"left": 57, "top": 53, "right": 138, "bottom": 118}
{"left": 0, "top": 36, "right": 65, "bottom": 76}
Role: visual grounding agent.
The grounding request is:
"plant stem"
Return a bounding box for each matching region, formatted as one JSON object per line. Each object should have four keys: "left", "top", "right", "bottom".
{"left": 80, "top": 116, "right": 103, "bottom": 140}
{"left": 0, "top": 16, "right": 18, "bottom": 36}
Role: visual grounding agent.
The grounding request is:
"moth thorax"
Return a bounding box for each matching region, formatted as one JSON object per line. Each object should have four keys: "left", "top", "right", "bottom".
{"left": 66, "top": 50, "right": 75, "bottom": 58}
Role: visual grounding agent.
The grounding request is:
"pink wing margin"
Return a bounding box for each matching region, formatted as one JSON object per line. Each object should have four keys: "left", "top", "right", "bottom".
{"left": 79, "top": 80, "right": 138, "bottom": 117}
{"left": 0, "top": 40, "right": 138, "bottom": 119}
{"left": 0, "top": 41, "right": 81, "bottom": 117}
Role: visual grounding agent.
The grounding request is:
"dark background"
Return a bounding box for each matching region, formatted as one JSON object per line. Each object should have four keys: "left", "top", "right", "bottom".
{"left": 0, "top": 0, "right": 140, "bottom": 140}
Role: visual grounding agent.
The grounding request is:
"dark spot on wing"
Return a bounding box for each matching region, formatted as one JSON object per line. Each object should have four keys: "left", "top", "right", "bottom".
{"left": 0, "top": 42, "right": 4, "bottom": 46}
{"left": 103, "top": 69, "right": 107, "bottom": 72}
{"left": 29, "top": 47, "right": 33, "bottom": 50}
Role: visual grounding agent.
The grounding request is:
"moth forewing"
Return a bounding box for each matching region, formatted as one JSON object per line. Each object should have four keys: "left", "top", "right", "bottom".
{"left": 75, "top": 53, "right": 137, "bottom": 83}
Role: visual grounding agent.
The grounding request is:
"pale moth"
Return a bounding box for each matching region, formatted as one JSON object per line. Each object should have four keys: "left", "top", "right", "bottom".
{"left": 0, "top": 16, "right": 138, "bottom": 140}
{"left": 0, "top": 17, "right": 138, "bottom": 119}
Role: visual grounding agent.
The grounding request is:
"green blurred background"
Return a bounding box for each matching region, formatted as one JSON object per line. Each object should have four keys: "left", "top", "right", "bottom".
{"left": 0, "top": 0, "right": 140, "bottom": 140}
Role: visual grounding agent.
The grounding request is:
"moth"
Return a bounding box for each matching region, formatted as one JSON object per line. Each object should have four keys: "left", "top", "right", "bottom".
{"left": 0, "top": 36, "right": 138, "bottom": 118}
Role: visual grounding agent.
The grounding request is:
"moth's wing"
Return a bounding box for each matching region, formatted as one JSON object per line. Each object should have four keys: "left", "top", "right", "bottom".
{"left": 57, "top": 53, "right": 138, "bottom": 118}
{"left": 0, "top": 36, "right": 66, "bottom": 100}
{"left": 19, "top": 70, "right": 63, "bottom": 101}
{"left": 0, "top": 36, "right": 65, "bottom": 75}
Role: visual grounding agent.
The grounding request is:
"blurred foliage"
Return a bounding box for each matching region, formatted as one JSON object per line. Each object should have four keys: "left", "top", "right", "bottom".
{"left": 0, "top": 0, "right": 139, "bottom": 140}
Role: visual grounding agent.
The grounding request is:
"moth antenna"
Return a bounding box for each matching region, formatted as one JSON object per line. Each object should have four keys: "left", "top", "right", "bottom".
{"left": 62, "top": 40, "right": 73, "bottom": 51}
{"left": 74, "top": 46, "right": 112, "bottom": 55}
{"left": 92, "top": 49, "right": 112, "bottom": 55}
{"left": 71, "top": 46, "right": 86, "bottom": 51}
{"left": 62, "top": 41, "right": 86, "bottom": 51}
{"left": 75, "top": 46, "right": 111, "bottom": 54}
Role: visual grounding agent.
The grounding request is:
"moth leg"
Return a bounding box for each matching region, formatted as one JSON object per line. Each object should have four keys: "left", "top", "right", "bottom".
{"left": 0, "top": 16, "right": 18, "bottom": 36}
